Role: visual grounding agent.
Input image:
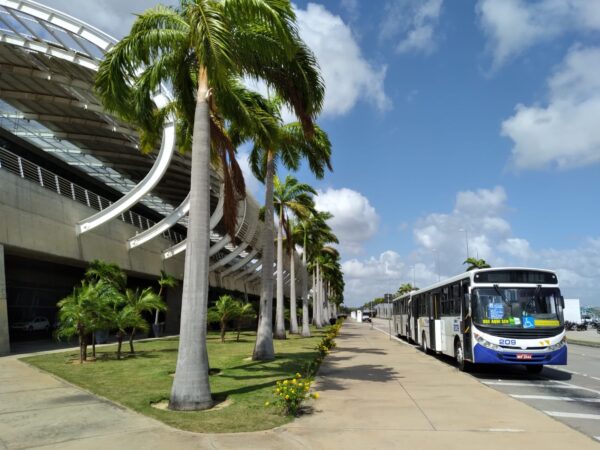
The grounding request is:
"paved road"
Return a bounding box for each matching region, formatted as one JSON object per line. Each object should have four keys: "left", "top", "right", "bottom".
{"left": 371, "top": 317, "right": 600, "bottom": 443}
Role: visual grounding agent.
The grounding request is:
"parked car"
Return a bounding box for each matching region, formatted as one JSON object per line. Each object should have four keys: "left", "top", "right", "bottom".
{"left": 11, "top": 316, "right": 50, "bottom": 332}
{"left": 362, "top": 313, "right": 372, "bottom": 323}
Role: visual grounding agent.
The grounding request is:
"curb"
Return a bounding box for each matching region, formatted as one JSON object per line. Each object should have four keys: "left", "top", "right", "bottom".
{"left": 567, "top": 339, "right": 600, "bottom": 348}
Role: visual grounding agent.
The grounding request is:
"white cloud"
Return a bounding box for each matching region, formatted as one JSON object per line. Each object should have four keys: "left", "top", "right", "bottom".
{"left": 236, "top": 147, "right": 264, "bottom": 201}
{"left": 341, "top": 185, "right": 600, "bottom": 307}
{"left": 380, "top": 0, "right": 444, "bottom": 55}
{"left": 314, "top": 187, "right": 379, "bottom": 254}
{"left": 477, "top": 0, "right": 600, "bottom": 68}
{"left": 296, "top": 3, "right": 391, "bottom": 115}
{"left": 342, "top": 254, "right": 437, "bottom": 306}
{"left": 502, "top": 46, "right": 600, "bottom": 170}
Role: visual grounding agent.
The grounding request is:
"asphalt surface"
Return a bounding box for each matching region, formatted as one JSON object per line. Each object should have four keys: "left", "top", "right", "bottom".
{"left": 371, "top": 318, "right": 600, "bottom": 443}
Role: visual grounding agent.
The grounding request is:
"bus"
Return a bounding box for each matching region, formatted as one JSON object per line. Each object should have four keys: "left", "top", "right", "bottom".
{"left": 391, "top": 267, "right": 567, "bottom": 373}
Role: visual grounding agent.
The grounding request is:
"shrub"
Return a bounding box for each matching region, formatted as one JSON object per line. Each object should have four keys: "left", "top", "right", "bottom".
{"left": 270, "top": 373, "right": 318, "bottom": 416}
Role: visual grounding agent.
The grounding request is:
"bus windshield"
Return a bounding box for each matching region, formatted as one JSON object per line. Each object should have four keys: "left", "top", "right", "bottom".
{"left": 473, "top": 287, "right": 563, "bottom": 328}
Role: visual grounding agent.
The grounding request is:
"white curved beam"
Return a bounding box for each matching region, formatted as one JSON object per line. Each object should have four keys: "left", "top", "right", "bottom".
{"left": 232, "top": 259, "right": 262, "bottom": 281}
{"left": 220, "top": 249, "right": 259, "bottom": 278}
{"left": 128, "top": 193, "right": 190, "bottom": 249}
{"left": 160, "top": 185, "right": 226, "bottom": 258}
{"left": 210, "top": 242, "right": 249, "bottom": 272}
{"left": 76, "top": 108, "right": 175, "bottom": 235}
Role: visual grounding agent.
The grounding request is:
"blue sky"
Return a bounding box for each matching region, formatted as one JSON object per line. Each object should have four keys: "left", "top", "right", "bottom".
{"left": 47, "top": 0, "right": 600, "bottom": 307}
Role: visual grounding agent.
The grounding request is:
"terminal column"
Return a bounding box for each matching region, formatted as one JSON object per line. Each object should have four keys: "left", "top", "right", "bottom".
{"left": 0, "top": 245, "right": 9, "bottom": 355}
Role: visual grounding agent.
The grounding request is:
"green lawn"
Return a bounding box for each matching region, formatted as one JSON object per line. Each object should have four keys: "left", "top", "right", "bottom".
{"left": 22, "top": 329, "right": 327, "bottom": 433}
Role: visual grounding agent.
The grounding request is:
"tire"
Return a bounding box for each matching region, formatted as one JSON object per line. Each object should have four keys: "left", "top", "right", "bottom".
{"left": 455, "top": 339, "right": 469, "bottom": 372}
{"left": 526, "top": 364, "right": 543, "bottom": 374}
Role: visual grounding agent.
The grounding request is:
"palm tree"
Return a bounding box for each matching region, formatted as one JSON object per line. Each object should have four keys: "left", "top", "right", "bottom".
{"left": 248, "top": 115, "right": 331, "bottom": 357}
{"left": 113, "top": 304, "right": 148, "bottom": 360}
{"left": 396, "top": 283, "right": 418, "bottom": 296}
{"left": 154, "top": 271, "right": 178, "bottom": 336}
{"left": 125, "top": 287, "right": 165, "bottom": 354}
{"left": 84, "top": 260, "right": 126, "bottom": 352}
{"left": 85, "top": 260, "right": 126, "bottom": 290}
{"left": 236, "top": 302, "right": 256, "bottom": 342}
{"left": 208, "top": 295, "right": 241, "bottom": 343}
{"left": 463, "top": 257, "right": 491, "bottom": 271}
{"left": 272, "top": 175, "right": 316, "bottom": 338}
{"left": 56, "top": 280, "right": 115, "bottom": 363}
{"left": 96, "top": 0, "right": 324, "bottom": 410}
{"left": 302, "top": 211, "right": 338, "bottom": 327}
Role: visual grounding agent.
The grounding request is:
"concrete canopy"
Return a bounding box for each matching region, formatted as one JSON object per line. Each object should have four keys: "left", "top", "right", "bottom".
{"left": 0, "top": 0, "right": 298, "bottom": 294}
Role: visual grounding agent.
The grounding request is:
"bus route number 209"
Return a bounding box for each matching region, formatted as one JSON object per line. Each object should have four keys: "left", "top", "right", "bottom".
{"left": 499, "top": 339, "right": 517, "bottom": 346}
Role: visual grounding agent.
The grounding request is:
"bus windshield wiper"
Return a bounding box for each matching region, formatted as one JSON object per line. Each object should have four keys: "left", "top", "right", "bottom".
{"left": 494, "top": 284, "right": 512, "bottom": 316}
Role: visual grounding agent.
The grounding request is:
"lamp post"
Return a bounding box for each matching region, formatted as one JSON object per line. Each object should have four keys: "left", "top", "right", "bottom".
{"left": 458, "top": 228, "right": 470, "bottom": 260}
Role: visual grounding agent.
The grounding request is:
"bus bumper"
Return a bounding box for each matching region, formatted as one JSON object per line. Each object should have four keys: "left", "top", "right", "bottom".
{"left": 473, "top": 344, "right": 567, "bottom": 365}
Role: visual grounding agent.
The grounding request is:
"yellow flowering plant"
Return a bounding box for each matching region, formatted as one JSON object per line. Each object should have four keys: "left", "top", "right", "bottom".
{"left": 269, "top": 373, "right": 318, "bottom": 416}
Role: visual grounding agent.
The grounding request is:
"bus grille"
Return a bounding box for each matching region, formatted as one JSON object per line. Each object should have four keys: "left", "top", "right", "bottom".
{"left": 478, "top": 326, "right": 563, "bottom": 339}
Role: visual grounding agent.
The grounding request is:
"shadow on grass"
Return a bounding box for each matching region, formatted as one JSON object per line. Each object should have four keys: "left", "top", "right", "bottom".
{"left": 213, "top": 379, "right": 277, "bottom": 398}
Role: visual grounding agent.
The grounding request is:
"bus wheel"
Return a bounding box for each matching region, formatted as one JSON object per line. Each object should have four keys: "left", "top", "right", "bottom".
{"left": 526, "top": 364, "right": 543, "bottom": 375}
{"left": 455, "top": 339, "right": 469, "bottom": 372}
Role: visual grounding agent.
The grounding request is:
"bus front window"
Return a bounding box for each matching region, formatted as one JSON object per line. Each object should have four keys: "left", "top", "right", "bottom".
{"left": 473, "top": 287, "right": 563, "bottom": 328}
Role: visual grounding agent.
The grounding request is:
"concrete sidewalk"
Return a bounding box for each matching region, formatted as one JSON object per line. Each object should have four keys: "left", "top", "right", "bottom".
{"left": 0, "top": 321, "right": 598, "bottom": 449}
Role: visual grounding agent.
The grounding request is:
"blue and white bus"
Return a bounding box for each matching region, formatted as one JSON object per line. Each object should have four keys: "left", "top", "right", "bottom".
{"left": 392, "top": 267, "right": 567, "bottom": 373}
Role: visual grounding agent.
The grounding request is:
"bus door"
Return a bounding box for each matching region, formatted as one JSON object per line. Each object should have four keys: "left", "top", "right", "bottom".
{"left": 411, "top": 296, "right": 419, "bottom": 342}
{"left": 461, "top": 281, "right": 473, "bottom": 360}
{"left": 430, "top": 292, "right": 440, "bottom": 351}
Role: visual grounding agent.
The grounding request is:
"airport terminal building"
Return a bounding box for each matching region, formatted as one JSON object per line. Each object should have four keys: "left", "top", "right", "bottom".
{"left": 0, "top": 0, "right": 297, "bottom": 354}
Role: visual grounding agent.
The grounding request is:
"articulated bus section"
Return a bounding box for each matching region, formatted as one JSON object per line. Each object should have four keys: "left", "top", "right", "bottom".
{"left": 392, "top": 268, "right": 567, "bottom": 373}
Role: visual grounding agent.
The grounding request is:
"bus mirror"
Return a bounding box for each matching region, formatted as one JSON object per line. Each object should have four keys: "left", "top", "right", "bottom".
{"left": 560, "top": 296, "right": 565, "bottom": 309}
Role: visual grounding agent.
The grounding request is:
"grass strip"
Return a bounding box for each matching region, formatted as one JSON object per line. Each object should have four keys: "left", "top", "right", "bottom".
{"left": 22, "top": 329, "right": 327, "bottom": 433}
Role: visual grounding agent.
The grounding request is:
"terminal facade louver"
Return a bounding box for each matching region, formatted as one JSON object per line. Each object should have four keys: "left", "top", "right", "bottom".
{"left": 0, "top": 0, "right": 300, "bottom": 354}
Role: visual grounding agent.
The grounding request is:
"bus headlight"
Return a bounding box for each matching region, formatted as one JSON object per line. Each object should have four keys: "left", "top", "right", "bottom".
{"left": 548, "top": 336, "right": 567, "bottom": 351}
{"left": 474, "top": 333, "right": 502, "bottom": 351}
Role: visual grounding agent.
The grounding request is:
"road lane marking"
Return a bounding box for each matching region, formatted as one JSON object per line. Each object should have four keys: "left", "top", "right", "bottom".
{"left": 547, "top": 366, "right": 581, "bottom": 375}
{"left": 548, "top": 380, "right": 600, "bottom": 396}
{"left": 591, "top": 377, "right": 600, "bottom": 382}
{"left": 511, "top": 395, "right": 600, "bottom": 402}
{"left": 595, "top": 436, "right": 600, "bottom": 442}
{"left": 544, "top": 411, "right": 600, "bottom": 420}
{"left": 483, "top": 381, "right": 581, "bottom": 388}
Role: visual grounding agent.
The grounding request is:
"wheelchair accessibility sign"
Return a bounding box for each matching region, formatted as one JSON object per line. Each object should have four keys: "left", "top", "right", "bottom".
{"left": 523, "top": 316, "right": 535, "bottom": 329}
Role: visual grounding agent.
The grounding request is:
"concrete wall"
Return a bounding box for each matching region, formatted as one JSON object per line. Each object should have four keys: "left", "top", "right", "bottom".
{"left": 0, "top": 169, "right": 185, "bottom": 278}
{"left": 0, "top": 245, "right": 9, "bottom": 354}
{"left": 0, "top": 169, "right": 265, "bottom": 296}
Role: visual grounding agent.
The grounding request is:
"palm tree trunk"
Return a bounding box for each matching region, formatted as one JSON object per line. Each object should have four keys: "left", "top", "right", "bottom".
{"left": 169, "top": 67, "right": 213, "bottom": 411}
{"left": 155, "top": 286, "right": 163, "bottom": 325}
{"left": 301, "top": 236, "right": 310, "bottom": 337}
{"left": 236, "top": 320, "right": 241, "bottom": 342}
{"left": 220, "top": 320, "right": 226, "bottom": 343}
{"left": 117, "top": 333, "right": 123, "bottom": 360}
{"left": 315, "top": 263, "right": 322, "bottom": 329}
{"left": 129, "top": 328, "right": 135, "bottom": 354}
{"left": 312, "top": 268, "right": 318, "bottom": 326}
{"left": 92, "top": 332, "right": 96, "bottom": 359}
{"left": 289, "top": 251, "right": 299, "bottom": 334}
{"left": 253, "top": 149, "right": 276, "bottom": 360}
{"left": 79, "top": 332, "right": 84, "bottom": 364}
{"left": 274, "top": 208, "right": 286, "bottom": 339}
